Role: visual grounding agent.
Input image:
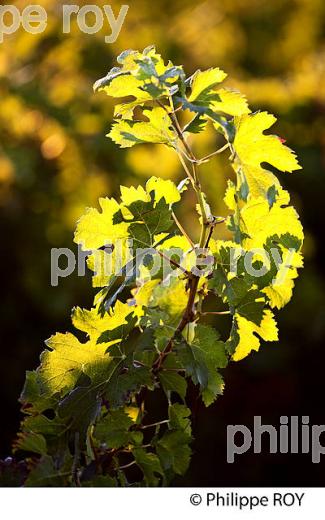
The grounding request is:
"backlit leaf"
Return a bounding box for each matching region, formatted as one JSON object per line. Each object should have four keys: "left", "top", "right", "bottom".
{"left": 231, "top": 309, "right": 279, "bottom": 361}
{"left": 188, "top": 68, "right": 227, "bottom": 103}
{"left": 108, "top": 107, "right": 176, "bottom": 148}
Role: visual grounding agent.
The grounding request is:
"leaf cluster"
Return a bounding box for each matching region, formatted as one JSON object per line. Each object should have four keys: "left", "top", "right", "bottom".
{"left": 5, "top": 46, "right": 303, "bottom": 487}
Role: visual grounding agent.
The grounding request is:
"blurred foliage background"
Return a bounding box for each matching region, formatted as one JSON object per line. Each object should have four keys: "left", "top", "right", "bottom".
{"left": 1, "top": 0, "right": 325, "bottom": 485}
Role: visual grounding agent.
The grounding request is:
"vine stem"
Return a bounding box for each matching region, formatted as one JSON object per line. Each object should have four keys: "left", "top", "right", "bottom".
{"left": 72, "top": 433, "right": 81, "bottom": 487}
{"left": 186, "top": 143, "right": 230, "bottom": 164}
{"left": 152, "top": 96, "right": 214, "bottom": 374}
{"left": 157, "top": 98, "right": 208, "bottom": 241}
{"left": 117, "top": 460, "right": 137, "bottom": 471}
{"left": 156, "top": 249, "right": 192, "bottom": 277}
{"left": 152, "top": 275, "right": 199, "bottom": 373}
{"left": 200, "top": 311, "right": 231, "bottom": 316}
{"left": 172, "top": 210, "right": 195, "bottom": 249}
{"left": 140, "top": 419, "right": 170, "bottom": 429}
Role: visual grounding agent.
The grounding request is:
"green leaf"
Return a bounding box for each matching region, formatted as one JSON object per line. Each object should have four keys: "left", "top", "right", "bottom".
{"left": 20, "top": 414, "right": 66, "bottom": 438}
{"left": 105, "top": 363, "right": 154, "bottom": 409}
{"left": 14, "top": 432, "right": 47, "bottom": 456}
{"left": 156, "top": 430, "right": 191, "bottom": 476}
{"left": 183, "top": 113, "right": 208, "bottom": 134}
{"left": 58, "top": 382, "right": 101, "bottom": 444}
{"left": 235, "top": 288, "right": 266, "bottom": 325}
{"left": 176, "top": 325, "right": 227, "bottom": 406}
{"left": 17, "top": 413, "right": 68, "bottom": 457}
{"left": 168, "top": 403, "right": 192, "bottom": 435}
{"left": 82, "top": 475, "right": 117, "bottom": 487}
{"left": 94, "top": 409, "right": 134, "bottom": 449}
{"left": 25, "top": 456, "right": 71, "bottom": 487}
{"left": 159, "top": 371, "right": 187, "bottom": 400}
{"left": 97, "top": 311, "right": 137, "bottom": 344}
{"left": 209, "top": 266, "right": 265, "bottom": 326}
{"left": 115, "top": 197, "right": 174, "bottom": 250}
{"left": 210, "top": 268, "right": 251, "bottom": 307}
{"left": 133, "top": 448, "right": 164, "bottom": 486}
{"left": 19, "top": 371, "right": 57, "bottom": 413}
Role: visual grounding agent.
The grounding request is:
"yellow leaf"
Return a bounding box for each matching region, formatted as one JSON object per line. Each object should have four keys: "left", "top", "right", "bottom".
{"left": 39, "top": 333, "right": 116, "bottom": 395}
{"left": 87, "top": 243, "right": 133, "bottom": 288}
{"left": 74, "top": 197, "right": 129, "bottom": 251}
{"left": 108, "top": 107, "right": 176, "bottom": 148}
{"left": 124, "top": 406, "right": 139, "bottom": 422}
{"left": 151, "top": 278, "right": 188, "bottom": 318}
{"left": 105, "top": 76, "right": 152, "bottom": 120}
{"left": 263, "top": 274, "right": 296, "bottom": 310}
{"left": 224, "top": 180, "right": 237, "bottom": 210}
{"left": 232, "top": 309, "right": 278, "bottom": 361}
{"left": 119, "top": 47, "right": 169, "bottom": 77}
{"left": 238, "top": 164, "right": 281, "bottom": 200}
{"left": 156, "top": 235, "right": 192, "bottom": 251}
{"left": 120, "top": 185, "right": 150, "bottom": 206}
{"left": 212, "top": 88, "right": 251, "bottom": 116}
{"left": 189, "top": 67, "right": 227, "bottom": 102}
{"left": 102, "top": 75, "right": 150, "bottom": 100}
{"left": 239, "top": 196, "right": 304, "bottom": 250}
{"left": 262, "top": 250, "right": 303, "bottom": 309}
{"left": 234, "top": 112, "right": 301, "bottom": 172}
{"left": 146, "top": 177, "right": 181, "bottom": 204}
{"left": 72, "top": 301, "right": 133, "bottom": 340}
{"left": 132, "top": 279, "right": 161, "bottom": 312}
{"left": 232, "top": 112, "right": 301, "bottom": 198}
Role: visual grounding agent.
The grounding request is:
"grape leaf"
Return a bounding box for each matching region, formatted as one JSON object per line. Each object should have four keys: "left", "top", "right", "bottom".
{"left": 108, "top": 107, "right": 177, "bottom": 148}
{"left": 25, "top": 456, "right": 71, "bottom": 487}
{"left": 94, "top": 46, "right": 184, "bottom": 119}
{"left": 211, "top": 88, "right": 250, "bottom": 116}
{"left": 188, "top": 67, "right": 227, "bottom": 103}
{"left": 94, "top": 409, "right": 134, "bottom": 449}
{"left": 156, "top": 430, "right": 191, "bottom": 476}
{"left": 74, "top": 197, "right": 129, "bottom": 251}
{"left": 82, "top": 475, "right": 117, "bottom": 487}
{"left": 176, "top": 325, "right": 227, "bottom": 406}
{"left": 230, "top": 309, "right": 278, "bottom": 361}
{"left": 231, "top": 112, "right": 301, "bottom": 199}
{"left": 38, "top": 333, "right": 114, "bottom": 396}
{"left": 71, "top": 301, "right": 134, "bottom": 341}
{"left": 58, "top": 382, "right": 101, "bottom": 443}
{"left": 168, "top": 403, "right": 192, "bottom": 434}
{"left": 159, "top": 371, "right": 187, "bottom": 400}
{"left": 14, "top": 432, "right": 47, "bottom": 456}
{"left": 133, "top": 448, "right": 164, "bottom": 486}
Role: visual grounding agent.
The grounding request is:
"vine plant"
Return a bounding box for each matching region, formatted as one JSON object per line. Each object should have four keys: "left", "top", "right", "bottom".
{"left": 4, "top": 46, "right": 304, "bottom": 486}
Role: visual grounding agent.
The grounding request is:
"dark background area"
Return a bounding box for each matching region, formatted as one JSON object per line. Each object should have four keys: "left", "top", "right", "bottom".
{"left": 1, "top": 0, "right": 325, "bottom": 485}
